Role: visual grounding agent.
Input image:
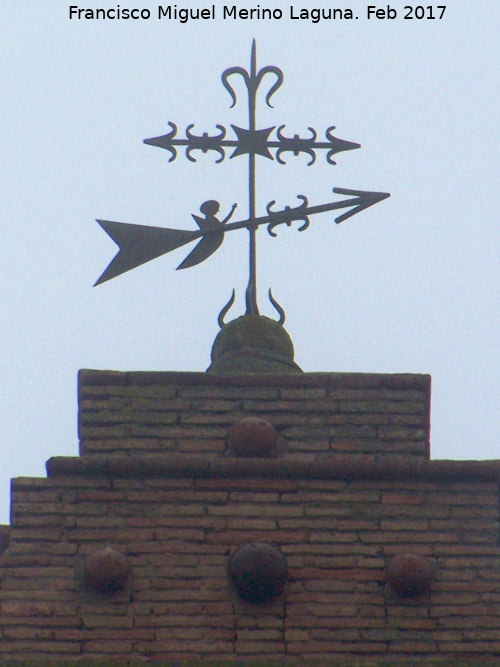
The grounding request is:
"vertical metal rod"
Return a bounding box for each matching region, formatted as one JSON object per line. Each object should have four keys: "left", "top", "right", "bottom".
{"left": 245, "top": 40, "right": 259, "bottom": 316}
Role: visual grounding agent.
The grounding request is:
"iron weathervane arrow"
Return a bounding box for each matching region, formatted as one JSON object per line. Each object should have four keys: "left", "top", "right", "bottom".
{"left": 94, "top": 42, "right": 391, "bottom": 324}
{"left": 94, "top": 188, "right": 389, "bottom": 286}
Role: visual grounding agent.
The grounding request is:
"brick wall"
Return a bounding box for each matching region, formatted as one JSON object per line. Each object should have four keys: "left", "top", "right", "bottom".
{"left": 2, "top": 370, "right": 500, "bottom": 663}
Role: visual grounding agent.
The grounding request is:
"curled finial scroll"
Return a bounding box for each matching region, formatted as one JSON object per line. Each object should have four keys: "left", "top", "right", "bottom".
{"left": 221, "top": 64, "right": 284, "bottom": 111}
{"left": 218, "top": 289, "right": 236, "bottom": 328}
{"left": 268, "top": 288, "right": 286, "bottom": 325}
{"left": 218, "top": 288, "right": 285, "bottom": 328}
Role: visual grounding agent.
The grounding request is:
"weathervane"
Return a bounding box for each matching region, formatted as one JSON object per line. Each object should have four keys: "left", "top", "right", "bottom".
{"left": 95, "top": 41, "right": 390, "bottom": 326}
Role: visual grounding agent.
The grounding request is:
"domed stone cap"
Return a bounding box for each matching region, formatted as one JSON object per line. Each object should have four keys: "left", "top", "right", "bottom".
{"left": 387, "top": 553, "right": 434, "bottom": 598}
{"left": 229, "top": 416, "right": 279, "bottom": 458}
{"left": 228, "top": 542, "right": 287, "bottom": 604}
{"left": 84, "top": 547, "right": 130, "bottom": 592}
{"left": 207, "top": 315, "right": 302, "bottom": 373}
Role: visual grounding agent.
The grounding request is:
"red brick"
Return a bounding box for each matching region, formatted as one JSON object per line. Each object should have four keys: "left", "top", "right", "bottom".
{"left": 196, "top": 478, "right": 298, "bottom": 492}
{"left": 381, "top": 493, "right": 427, "bottom": 505}
{"left": 82, "top": 615, "right": 133, "bottom": 628}
{"left": 287, "top": 640, "right": 387, "bottom": 654}
{"left": 389, "top": 641, "right": 438, "bottom": 653}
{"left": 55, "top": 628, "right": 155, "bottom": 641}
{"left": 2, "top": 627, "right": 54, "bottom": 640}
{"left": 439, "top": 641, "right": 500, "bottom": 653}
{"left": 229, "top": 491, "right": 280, "bottom": 502}
{"left": 234, "top": 640, "right": 286, "bottom": 653}
{"left": 1, "top": 602, "right": 52, "bottom": 616}
{"left": 0, "top": 641, "right": 80, "bottom": 654}
{"left": 82, "top": 639, "right": 133, "bottom": 653}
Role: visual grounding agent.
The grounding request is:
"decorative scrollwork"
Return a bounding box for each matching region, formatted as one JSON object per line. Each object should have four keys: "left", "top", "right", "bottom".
{"left": 275, "top": 126, "right": 318, "bottom": 165}
{"left": 185, "top": 124, "right": 227, "bottom": 163}
{"left": 144, "top": 123, "right": 230, "bottom": 163}
{"left": 266, "top": 195, "right": 310, "bottom": 237}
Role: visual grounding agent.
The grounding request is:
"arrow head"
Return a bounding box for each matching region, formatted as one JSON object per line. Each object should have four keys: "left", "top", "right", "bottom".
{"left": 94, "top": 220, "right": 201, "bottom": 286}
{"left": 332, "top": 188, "right": 390, "bottom": 224}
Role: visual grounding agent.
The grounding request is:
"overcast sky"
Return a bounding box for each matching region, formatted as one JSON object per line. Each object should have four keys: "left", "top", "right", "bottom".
{"left": 1, "top": 2, "right": 499, "bottom": 523}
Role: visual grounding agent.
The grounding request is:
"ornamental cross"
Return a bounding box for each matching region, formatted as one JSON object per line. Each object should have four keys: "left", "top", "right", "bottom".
{"left": 95, "top": 42, "right": 390, "bottom": 325}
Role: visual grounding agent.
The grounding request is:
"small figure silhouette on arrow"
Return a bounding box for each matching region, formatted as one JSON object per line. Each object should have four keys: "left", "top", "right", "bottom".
{"left": 177, "top": 200, "right": 237, "bottom": 270}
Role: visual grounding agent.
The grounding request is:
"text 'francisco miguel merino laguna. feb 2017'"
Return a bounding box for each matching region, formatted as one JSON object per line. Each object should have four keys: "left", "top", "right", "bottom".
{"left": 68, "top": 5, "right": 447, "bottom": 22}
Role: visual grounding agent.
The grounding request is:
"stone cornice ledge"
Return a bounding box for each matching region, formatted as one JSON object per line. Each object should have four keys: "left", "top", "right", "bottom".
{"left": 46, "top": 455, "right": 500, "bottom": 483}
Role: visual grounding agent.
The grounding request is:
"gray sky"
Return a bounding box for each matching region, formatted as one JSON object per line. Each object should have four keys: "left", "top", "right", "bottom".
{"left": 1, "top": 3, "right": 499, "bottom": 523}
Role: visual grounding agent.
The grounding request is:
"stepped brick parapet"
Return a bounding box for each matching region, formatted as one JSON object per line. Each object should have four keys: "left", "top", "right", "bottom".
{"left": 1, "top": 368, "right": 500, "bottom": 664}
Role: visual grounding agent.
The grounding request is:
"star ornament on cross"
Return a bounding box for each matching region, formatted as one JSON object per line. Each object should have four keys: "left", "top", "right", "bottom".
{"left": 94, "top": 41, "right": 390, "bottom": 325}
